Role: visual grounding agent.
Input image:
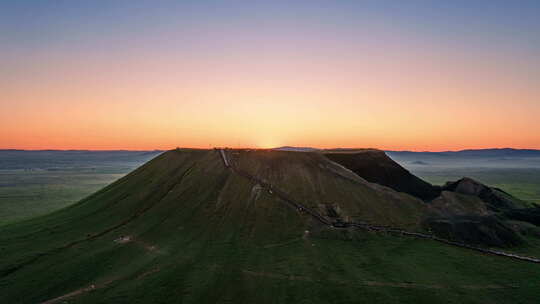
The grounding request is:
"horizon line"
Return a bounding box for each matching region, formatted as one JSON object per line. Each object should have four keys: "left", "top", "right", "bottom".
{"left": 2, "top": 147, "right": 540, "bottom": 153}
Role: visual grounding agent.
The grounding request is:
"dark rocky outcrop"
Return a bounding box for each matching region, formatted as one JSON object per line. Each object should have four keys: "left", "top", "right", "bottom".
{"left": 442, "top": 177, "right": 526, "bottom": 210}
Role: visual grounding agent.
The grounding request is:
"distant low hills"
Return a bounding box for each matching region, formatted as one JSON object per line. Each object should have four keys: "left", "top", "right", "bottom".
{"left": 274, "top": 146, "right": 540, "bottom": 169}
{"left": 386, "top": 148, "right": 540, "bottom": 169}
{"left": 274, "top": 146, "right": 540, "bottom": 156}
{"left": 272, "top": 146, "right": 319, "bottom": 152}
{"left": 386, "top": 148, "right": 540, "bottom": 157}
{"left": 0, "top": 150, "right": 163, "bottom": 170}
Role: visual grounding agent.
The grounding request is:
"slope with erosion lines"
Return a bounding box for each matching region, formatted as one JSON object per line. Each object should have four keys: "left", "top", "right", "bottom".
{"left": 228, "top": 149, "right": 428, "bottom": 229}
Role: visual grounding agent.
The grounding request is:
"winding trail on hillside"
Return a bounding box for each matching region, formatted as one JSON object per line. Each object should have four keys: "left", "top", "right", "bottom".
{"left": 217, "top": 149, "right": 331, "bottom": 225}
{"left": 217, "top": 149, "right": 540, "bottom": 264}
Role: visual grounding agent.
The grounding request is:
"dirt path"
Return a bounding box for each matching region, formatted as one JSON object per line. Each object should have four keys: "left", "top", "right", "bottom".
{"left": 262, "top": 237, "right": 302, "bottom": 249}
{"left": 40, "top": 286, "right": 93, "bottom": 304}
{"left": 242, "top": 269, "right": 517, "bottom": 290}
{"left": 40, "top": 279, "right": 116, "bottom": 304}
{"left": 40, "top": 265, "right": 162, "bottom": 304}
{"left": 114, "top": 235, "right": 160, "bottom": 253}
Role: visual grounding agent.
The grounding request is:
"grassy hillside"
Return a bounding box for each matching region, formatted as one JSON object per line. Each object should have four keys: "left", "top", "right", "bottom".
{"left": 0, "top": 150, "right": 162, "bottom": 225}
{"left": 231, "top": 150, "right": 427, "bottom": 229}
{"left": 1, "top": 149, "right": 540, "bottom": 304}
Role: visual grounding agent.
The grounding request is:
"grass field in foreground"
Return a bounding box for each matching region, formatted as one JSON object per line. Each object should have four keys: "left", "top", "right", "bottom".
{"left": 3, "top": 229, "right": 540, "bottom": 304}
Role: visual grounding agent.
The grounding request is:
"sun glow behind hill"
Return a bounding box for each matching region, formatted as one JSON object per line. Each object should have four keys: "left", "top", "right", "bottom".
{"left": 1, "top": 1, "right": 540, "bottom": 151}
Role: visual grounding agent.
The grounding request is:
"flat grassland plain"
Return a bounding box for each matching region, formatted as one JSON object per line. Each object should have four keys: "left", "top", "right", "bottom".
{"left": 388, "top": 150, "right": 540, "bottom": 205}
{"left": 0, "top": 150, "right": 162, "bottom": 225}
{"left": 414, "top": 168, "right": 540, "bottom": 205}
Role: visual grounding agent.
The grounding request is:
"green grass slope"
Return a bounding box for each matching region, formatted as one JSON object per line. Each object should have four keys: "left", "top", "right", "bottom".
{"left": 1, "top": 149, "right": 540, "bottom": 304}
{"left": 231, "top": 150, "right": 427, "bottom": 229}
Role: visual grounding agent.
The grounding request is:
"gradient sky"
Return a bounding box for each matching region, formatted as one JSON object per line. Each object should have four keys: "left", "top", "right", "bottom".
{"left": 1, "top": 0, "right": 539, "bottom": 151}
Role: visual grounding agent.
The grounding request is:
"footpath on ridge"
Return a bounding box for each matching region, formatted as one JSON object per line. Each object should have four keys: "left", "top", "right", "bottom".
{"left": 217, "top": 148, "right": 540, "bottom": 264}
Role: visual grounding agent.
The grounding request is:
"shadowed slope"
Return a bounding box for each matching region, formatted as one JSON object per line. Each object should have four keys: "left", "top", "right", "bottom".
{"left": 324, "top": 150, "right": 441, "bottom": 201}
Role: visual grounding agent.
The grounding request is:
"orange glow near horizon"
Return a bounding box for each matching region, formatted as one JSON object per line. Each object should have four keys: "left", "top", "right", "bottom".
{"left": 2, "top": 53, "right": 539, "bottom": 152}
{"left": 2, "top": 2, "right": 539, "bottom": 152}
{"left": 2, "top": 65, "right": 539, "bottom": 152}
